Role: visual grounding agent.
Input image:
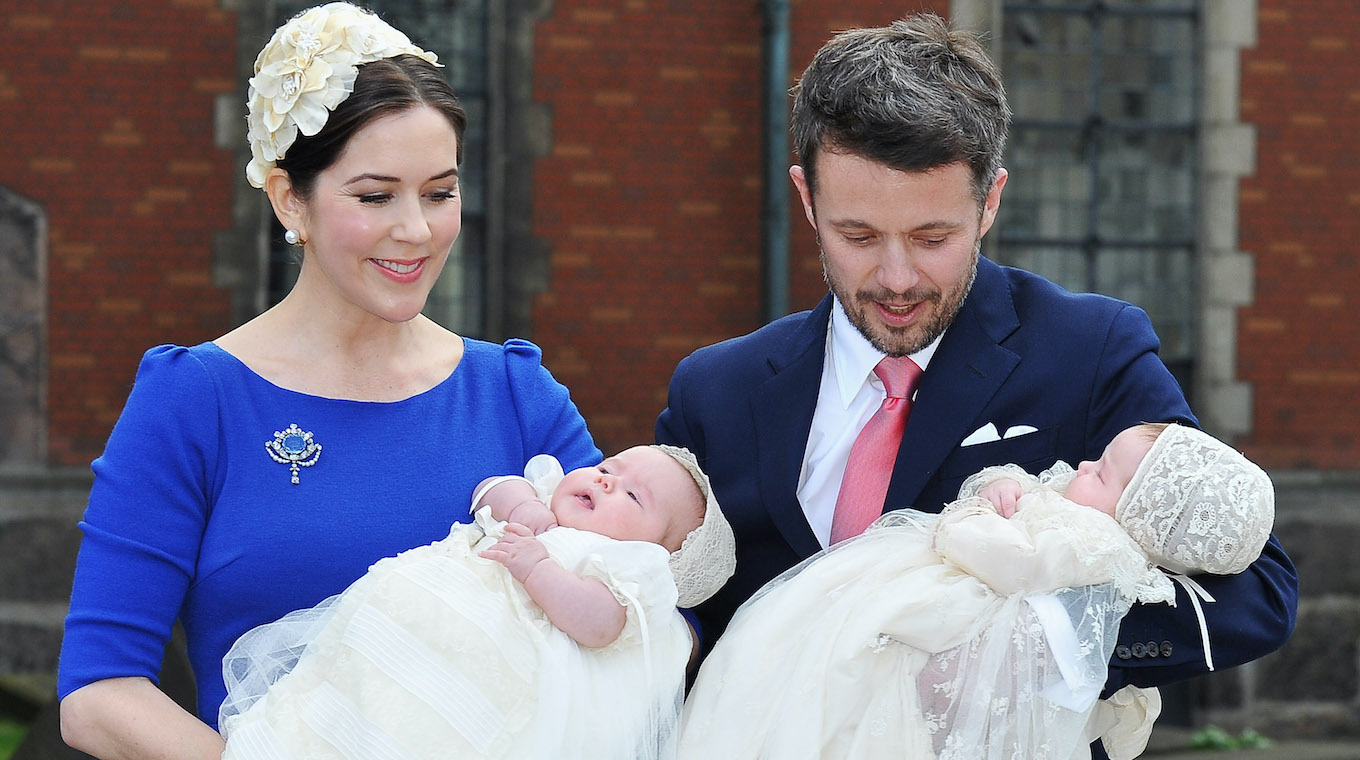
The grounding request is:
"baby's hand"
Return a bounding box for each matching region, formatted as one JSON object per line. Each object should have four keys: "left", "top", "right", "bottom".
{"left": 509, "top": 501, "right": 558, "bottom": 535}
{"left": 480, "top": 523, "right": 551, "bottom": 583}
{"left": 979, "top": 478, "right": 1025, "bottom": 518}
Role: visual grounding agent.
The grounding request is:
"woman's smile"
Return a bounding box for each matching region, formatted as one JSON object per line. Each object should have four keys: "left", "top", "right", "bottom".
{"left": 370, "top": 257, "right": 425, "bottom": 282}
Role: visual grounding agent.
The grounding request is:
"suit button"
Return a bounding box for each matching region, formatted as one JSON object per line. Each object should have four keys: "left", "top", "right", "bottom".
{"left": 1131, "top": 642, "right": 1147, "bottom": 658}
{"left": 1161, "top": 641, "right": 1173, "bottom": 658}
{"left": 1116, "top": 645, "right": 1132, "bottom": 659}
{"left": 1146, "top": 640, "right": 1160, "bottom": 658}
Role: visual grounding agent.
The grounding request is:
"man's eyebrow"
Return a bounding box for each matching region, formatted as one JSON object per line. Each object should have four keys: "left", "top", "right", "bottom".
{"left": 826, "top": 217, "right": 964, "bottom": 232}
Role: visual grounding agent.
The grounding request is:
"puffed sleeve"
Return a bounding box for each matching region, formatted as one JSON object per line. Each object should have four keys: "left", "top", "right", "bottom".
{"left": 572, "top": 540, "right": 679, "bottom": 653}
{"left": 58, "top": 345, "right": 221, "bottom": 698}
{"left": 501, "top": 340, "right": 601, "bottom": 472}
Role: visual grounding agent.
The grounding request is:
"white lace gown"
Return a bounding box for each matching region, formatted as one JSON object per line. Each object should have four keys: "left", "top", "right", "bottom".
{"left": 677, "top": 465, "right": 1173, "bottom": 760}
{"left": 219, "top": 508, "right": 690, "bottom": 760}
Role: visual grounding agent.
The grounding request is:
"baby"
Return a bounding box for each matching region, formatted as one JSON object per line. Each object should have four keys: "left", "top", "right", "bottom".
{"left": 975, "top": 423, "right": 1165, "bottom": 520}
{"left": 678, "top": 423, "right": 1274, "bottom": 760}
{"left": 473, "top": 444, "right": 719, "bottom": 648}
{"left": 220, "top": 444, "right": 735, "bottom": 760}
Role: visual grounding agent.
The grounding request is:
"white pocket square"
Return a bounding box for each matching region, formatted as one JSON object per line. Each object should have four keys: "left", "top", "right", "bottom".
{"left": 961, "top": 423, "right": 1039, "bottom": 447}
{"left": 1004, "top": 424, "right": 1038, "bottom": 439}
{"left": 960, "top": 423, "right": 1000, "bottom": 447}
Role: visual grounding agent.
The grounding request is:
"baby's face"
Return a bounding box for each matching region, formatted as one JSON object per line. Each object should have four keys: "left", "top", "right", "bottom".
{"left": 551, "top": 446, "right": 697, "bottom": 549}
{"left": 1064, "top": 428, "right": 1155, "bottom": 516}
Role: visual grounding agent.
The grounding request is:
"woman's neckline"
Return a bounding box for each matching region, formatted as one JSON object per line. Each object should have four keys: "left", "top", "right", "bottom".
{"left": 202, "top": 339, "right": 467, "bottom": 404}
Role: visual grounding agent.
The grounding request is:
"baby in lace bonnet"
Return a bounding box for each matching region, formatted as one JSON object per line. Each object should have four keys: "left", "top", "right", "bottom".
{"left": 675, "top": 425, "right": 1273, "bottom": 760}
{"left": 220, "top": 445, "right": 735, "bottom": 760}
{"left": 952, "top": 422, "right": 1275, "bottom": 759}
{"left": 973, "top": 421, "right": 1275, "bottom": 578}
{"left": 472, "top": 443, "right": 738, "bottom": 612}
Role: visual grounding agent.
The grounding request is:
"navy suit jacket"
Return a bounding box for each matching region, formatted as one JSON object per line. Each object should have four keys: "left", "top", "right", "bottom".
{"left": 657, "top": 257, "right": 1296, "bottom": 690}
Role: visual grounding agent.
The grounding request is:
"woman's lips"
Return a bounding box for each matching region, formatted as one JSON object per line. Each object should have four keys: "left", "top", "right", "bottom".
{"left": 371, "top": 258, "right": 425, "bottom": 282}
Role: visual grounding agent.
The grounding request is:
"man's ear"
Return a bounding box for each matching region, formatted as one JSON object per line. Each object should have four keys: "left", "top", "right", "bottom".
{"left": 978, "top": 167, "right": 1008, "bottom": 239}
{"left": 264, "top": 168, "right": 307, "bottom": 241}
{"left": 789, "top": 165, "right": 818, "bottom": 231}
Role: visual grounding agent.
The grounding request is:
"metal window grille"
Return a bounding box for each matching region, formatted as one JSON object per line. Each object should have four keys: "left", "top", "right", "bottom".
{"left": 997, "top": 0, "right": 1199, "bottom": 388}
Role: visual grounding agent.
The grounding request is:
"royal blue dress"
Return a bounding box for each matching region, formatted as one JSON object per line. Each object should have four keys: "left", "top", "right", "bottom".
{"left": 58, "top": 338, "right": 601, "bottom": 728}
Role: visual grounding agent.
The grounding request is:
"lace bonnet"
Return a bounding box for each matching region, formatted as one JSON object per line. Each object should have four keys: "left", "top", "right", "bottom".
{"left": 1115, "top": 424, "right": 1274, "bottom": 575}
{"left": 653, "top": 444, "right": 738, "bottom": 608}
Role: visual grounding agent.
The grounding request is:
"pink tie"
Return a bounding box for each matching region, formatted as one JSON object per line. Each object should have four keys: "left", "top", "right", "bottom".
{"left": 830, "top": 356, "right": 923, "bottom": 544}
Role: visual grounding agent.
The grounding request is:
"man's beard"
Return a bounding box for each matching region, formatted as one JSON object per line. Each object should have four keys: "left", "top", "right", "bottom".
{"left": 823, "top": 247, "right": 979, "bottom": 357}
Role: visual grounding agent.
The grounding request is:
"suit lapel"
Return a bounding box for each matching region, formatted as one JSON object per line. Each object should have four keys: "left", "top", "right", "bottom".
{"left": 751, "top": 296, "right": 832, "bottom": 558}
{"left": 886, "top": 258, "right": 1021, "bottom": 511}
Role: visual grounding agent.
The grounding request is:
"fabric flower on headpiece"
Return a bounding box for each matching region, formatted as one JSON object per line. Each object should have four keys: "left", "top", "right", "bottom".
{"left": 245, "top": 2, "right": 440, "bottom": 188}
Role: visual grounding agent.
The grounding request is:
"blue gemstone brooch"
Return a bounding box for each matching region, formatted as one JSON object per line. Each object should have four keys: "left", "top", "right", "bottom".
{"left": 266, "top": 423, "right": 322, "bottom": 485}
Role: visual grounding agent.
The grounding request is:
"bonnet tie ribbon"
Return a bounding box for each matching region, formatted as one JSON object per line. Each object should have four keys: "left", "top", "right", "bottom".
{"left": 1168, "top": 573, "right": 1216, "bottom": 671}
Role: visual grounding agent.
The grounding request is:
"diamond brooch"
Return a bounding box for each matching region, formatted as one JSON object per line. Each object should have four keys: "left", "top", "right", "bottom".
{"left": 266, "top": 423, "right": 322, "bottom": 485}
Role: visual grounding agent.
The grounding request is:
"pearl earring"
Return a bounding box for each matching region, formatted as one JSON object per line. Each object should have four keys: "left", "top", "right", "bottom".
{"left": 284, "top": 229, "right": 301, "bottom": 245}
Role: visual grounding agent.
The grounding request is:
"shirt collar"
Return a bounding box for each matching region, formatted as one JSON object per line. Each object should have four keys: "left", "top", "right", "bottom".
{"left": 828, "top": 296, "right": 941, "bottom": 409}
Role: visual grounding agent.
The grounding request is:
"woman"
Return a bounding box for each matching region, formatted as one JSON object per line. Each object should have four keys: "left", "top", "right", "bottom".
{"left": 57, "top": 5, "right": 600, "bottom": 758}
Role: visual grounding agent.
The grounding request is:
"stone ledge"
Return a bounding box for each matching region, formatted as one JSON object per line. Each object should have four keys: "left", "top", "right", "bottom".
{"left": 1196, "top": 700, "right": 1360, "bottom": 743}
{"left": 0, "top": 517, "right": 82, "bottom": 603}
{"left": 0, "top": 467, "right": 91, "bottom": 523}
{"left": 0, "top": 622, "right": 61, "bottom": 675}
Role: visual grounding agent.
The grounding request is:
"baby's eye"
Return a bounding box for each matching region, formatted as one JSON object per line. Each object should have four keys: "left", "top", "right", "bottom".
{"left": 628, "top": 491, "right": 640, "bottom": 504}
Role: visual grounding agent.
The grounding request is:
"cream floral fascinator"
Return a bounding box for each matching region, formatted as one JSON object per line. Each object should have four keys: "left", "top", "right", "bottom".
{"left": 245, "top": 2, "right": 439, "bottom": 188}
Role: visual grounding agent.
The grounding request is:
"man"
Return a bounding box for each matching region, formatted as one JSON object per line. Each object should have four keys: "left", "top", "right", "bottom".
{"left": 656, "top": 13, "right": 1296, "bottom": 696}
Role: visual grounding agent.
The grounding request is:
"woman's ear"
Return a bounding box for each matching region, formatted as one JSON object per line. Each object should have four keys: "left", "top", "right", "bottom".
{"left": 264, "top": 168, "right": 307, "bottom": 241}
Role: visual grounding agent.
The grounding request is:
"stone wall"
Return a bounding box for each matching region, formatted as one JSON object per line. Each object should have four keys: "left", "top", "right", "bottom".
{"left": 0, "top": 469, "right": 90, "bottom": 679}
{"left": 1199, "top": 473, "right": 1360, "bottom": 738}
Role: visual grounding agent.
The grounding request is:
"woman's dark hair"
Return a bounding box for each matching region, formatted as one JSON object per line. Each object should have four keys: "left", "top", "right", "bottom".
{"left": 277, "top": 54, "right": 467, "bottom": 201}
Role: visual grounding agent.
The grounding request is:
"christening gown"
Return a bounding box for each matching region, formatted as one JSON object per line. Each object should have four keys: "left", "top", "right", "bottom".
{"left": 677, "top": 464, "right": 1174, "bottom": 760}
{"left": 218, "top": 495, "right": 690, "bottom": 759}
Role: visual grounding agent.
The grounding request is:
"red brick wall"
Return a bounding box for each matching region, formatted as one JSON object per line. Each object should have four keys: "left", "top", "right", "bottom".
{"left": 0, "top": 2, "right": 237, "bottom": 466}
{"left": 1237, "top": 0, "right": 1360, "bottom": 469}
{"left": 531, "top": 1, "right": 944, "bottom": 456}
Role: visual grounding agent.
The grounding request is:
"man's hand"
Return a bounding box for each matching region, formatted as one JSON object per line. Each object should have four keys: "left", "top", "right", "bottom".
{"left": 979, "top": 478, "right": 1025, "bottom": 518}
{"left": 481, "top": 523, "right": 552, "bottom": 583}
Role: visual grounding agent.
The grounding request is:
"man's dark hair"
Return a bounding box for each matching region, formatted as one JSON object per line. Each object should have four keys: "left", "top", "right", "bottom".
{"left": 791, "top": 13, "right": 1011, "bottom": 207}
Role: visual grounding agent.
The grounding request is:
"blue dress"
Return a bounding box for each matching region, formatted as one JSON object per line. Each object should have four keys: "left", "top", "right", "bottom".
{"left": 58, "top": 338, "right": 601, "bottom": 728}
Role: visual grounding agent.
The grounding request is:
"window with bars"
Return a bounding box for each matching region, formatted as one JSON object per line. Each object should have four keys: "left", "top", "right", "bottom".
{"left": 996, "top": 0, "right": 1199, "bottom": 388}
{"left": 265, "top": 0, "right": 489, "bottom": 335}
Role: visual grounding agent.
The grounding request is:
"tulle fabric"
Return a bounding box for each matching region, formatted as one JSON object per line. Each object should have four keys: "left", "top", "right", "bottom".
{"left": 678, "top": 501, "right": 1164, "bottom": 760}
{"left": 220, "top": 510, "right": 689, "bottom": 760}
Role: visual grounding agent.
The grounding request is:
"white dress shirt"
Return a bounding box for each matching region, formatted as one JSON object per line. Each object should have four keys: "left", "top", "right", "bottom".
{"left": 796, "top": 298, "right": 940, "bottom": 548}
